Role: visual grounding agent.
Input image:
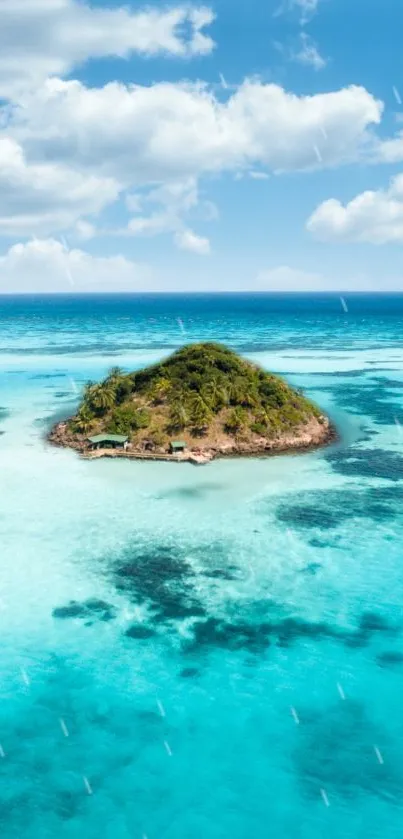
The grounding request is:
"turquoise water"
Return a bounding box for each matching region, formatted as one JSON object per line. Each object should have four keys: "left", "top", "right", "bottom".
{"left": 2, "top": 293, "right": 403, "bottom": 837}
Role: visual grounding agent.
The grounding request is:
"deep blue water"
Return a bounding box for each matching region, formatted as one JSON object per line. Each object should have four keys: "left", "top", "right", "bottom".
{"left": 2, "top": 292, "right": 403, "bottom": 354}
{"left": 1, "top": 293, "right": 403, "bottom": 838}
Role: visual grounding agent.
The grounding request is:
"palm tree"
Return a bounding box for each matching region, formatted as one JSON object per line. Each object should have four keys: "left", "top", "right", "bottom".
{"left": 229, "top": 377, "right": 257, "bottom": 408}
{"left": 224, "top": 407, "right": 245, "bottom": 434}
{"left": 82, "top": 381, "right": 96, "bottom": 408}
{"left": 188, "top": 392, "right": 212, "bottom": 431}
{"left": 105, "top": 367, "right": 134, "bottom": 404}
{"left": 150, "top": 377, "right": 171, "bottom": 405}
{"left": 88, "top": 382, "right": 116, "bottom": 414}
{"left": 202, "top": 377, "right": 228, "bottom": 412}
{"left": 169, "top": 398, "right": 188, "bottom": 430}
{"left": 71, "top": 407, "right": 95, "bottom": 435}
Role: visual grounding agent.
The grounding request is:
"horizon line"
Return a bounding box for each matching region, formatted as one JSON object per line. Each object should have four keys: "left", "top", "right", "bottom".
{"left": 1, "top": 290, "right": 403, "bottom": 297}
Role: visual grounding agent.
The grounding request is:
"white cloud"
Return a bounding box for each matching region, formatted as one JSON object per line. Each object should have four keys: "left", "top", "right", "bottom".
{"left": 0, "top": 238, "right": 152, "bottom": 293}
{"left": 293, "top": 33, "right": 327, "bottom": 70}
{"left": 307, "top": 173, "right": 403, "bottom": 243}
{"left": 0, "top": 77, "right": 383, "bottom": 240}
{"left": 0, "top": 137, "right": 118, "bottom": 235}
{"left": 74, "top": 220, "right": 96, "bottom": 241}
{"left": 174, "top": 229, "right": 211, "bottom": 254}
{"left": 249, "top": 171, "right": 270, "bottom": 180}
{"left": 12, "top": 77, "right": 382, "bottom": 180}
{"left": 126, "top": 178, "right": 211, "bottom": 252}
{"left": 0, "top": 1, "right": 215, "bottom": 98}
{"left": 376, "top": 131, "right": 403, "bottom": 164}
{"left": 127, "top": 177, "right": 198, "bottom": 240}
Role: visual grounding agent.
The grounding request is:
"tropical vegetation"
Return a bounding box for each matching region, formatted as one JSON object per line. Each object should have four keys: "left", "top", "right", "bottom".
{"left": 67, "top": 343, "right": 323, "bottom": 448}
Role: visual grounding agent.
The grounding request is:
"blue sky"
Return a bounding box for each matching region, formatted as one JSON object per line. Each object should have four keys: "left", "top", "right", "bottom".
{"left": 1, "top": 0, "right": 403, "bottom": 291}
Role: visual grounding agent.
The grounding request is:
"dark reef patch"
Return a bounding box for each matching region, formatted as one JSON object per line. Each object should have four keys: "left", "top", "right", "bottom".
{"left": 329, "top": 379, "right": 403, "bottom": 426}
{"left": 295, "top": 700, "right": 402, "bottom": 802}
{"left": 52, "top": 598, "right": 116, "bottom": 623}
{"left": 6, "top": 370, "right": 27, "bottom": 375}
{"left": 113, "top": 544, "right": 206, "bottom": 623}
{"left": 125, "top": 624, "right": 156, "bottom": 639}
{"left": 106, "top": 537, "right": 401, "bottom": 658}
{"left": 325, "top": 448, "right": 403, "bottom": 481}
{"left": 370, "top": 376, "right": 403, "bottom": 389}
{"left": 376, "top": 651, "right": 403, "bottom": 668}
{"left": 277, "top": 504, "right": 347, "bottom": 530}
{"left": 183, "top": 604, "right": 400, "bottom": 656}
{"left": 300, "top": 562, "right": 322, "bottom": 575}
{"left": 201, "top": 567, "right": 239, "bottom": 580}
{"left": 180, "top": 667, "right": 200, "bottom": 678}
{"left": 184, "top": 612, "right": 349, "bottom": 655}
{"left": 276, "top": 485, "right": 399, "bottom": 533}
{"left": 308, "top": 537, "right": 340, "bottom": 548}
{"left": 275, "top": 616, "right": 344, "bottom": 648}
{"left": 345, "top": 611, "right": 400, "bottom": 649}
{"left": 304, "top": 369, "right": 366, "bottom": 379}
{"left": 0, "top": 407, "right": 10, "bottom": 420}
{"left": 186, "top": 617, "right": 272, "bottom": 654}
{"left": 30, "top": 373, "right": 66, "bottom": 379}
{"left": 358, "top": 611, "right": 399, "bottom": 635}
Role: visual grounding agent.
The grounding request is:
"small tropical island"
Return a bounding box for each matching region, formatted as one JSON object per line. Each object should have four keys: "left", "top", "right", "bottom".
{"left": 50, "top": 343, "right": 333, "bottom": 464}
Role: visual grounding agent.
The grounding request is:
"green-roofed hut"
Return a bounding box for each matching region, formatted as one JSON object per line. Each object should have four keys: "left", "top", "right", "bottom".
{"left": 169, "top": 440, "right": 187, "bottom": 454}
{"left": 88, "top": 434, "right": 128, "bottom": 450}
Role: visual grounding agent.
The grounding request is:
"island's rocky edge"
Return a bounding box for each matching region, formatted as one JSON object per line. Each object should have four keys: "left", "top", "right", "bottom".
{"left": 48, "top": 343, "right": 336, "bottom": 464}
{"left": 49, "top": 414, "right": 335, "bottom": 464}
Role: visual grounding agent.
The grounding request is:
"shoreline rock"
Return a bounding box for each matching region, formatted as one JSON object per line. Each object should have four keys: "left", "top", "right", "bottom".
{"left": 48, "top": 415, "right": 336, "bottom": 465}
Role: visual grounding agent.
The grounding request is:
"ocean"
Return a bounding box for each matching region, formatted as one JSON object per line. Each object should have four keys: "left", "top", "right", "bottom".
{"left": 1, "top": 292, "right": 403, "bottom": 838}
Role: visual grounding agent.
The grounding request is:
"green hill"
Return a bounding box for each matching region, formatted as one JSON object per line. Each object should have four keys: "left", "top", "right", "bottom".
{"left": 54, "top": 343, "right": 331, "bottom": 457}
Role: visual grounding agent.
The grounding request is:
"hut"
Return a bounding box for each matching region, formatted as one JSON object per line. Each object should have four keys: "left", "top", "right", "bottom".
{"left": 87, "top": 434, "right": 128, "bottom": 450}
{"left": 169, "top": 440, "right": 187, "bottom": 454}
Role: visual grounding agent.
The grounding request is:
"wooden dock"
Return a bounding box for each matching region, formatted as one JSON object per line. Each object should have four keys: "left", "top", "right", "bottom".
{"left": 81, "top": 449, "right": 212, "bottom": 465}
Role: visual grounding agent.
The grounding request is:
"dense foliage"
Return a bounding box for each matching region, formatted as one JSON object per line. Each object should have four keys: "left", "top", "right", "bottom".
{"left": 69, "top": 343, "right": 322, "bottom": 443}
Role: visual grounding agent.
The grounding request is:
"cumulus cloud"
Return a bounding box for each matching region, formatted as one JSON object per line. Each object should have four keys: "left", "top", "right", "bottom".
{"left": 126, "top": 177, "right": 211, "bottom": 252}
{"left": 376, "top": 131, "right": 403, "bottom": 164}
{"left": 0, "top": 238, "right": 152, "bottom": 293}
{"left": 11, "top": 78, "right": 382, "bottom": 179}
{"left": 74, "top": 220, "right": 97, "bottom": 241}
{"left": 0, "top": 137, "right": 118, "bottom": 236}
{"left": 0, "top": 0, "right": 215, "bottom": 98}
{"left": 307, "top": 173, "right": 403, "bottom": 243}
{"left": 0, "top": 76, "right": 383, "bottom": 240}
{"left": 174, "top": 229, "right": 211, "bottom": 254}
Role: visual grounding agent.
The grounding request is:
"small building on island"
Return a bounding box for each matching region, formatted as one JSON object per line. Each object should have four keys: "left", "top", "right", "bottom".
{"left": 87, "top": 434, "right": 128, "bottom": 450}
{"left": 169, "top": 440, "right": 187, "bottom": 454}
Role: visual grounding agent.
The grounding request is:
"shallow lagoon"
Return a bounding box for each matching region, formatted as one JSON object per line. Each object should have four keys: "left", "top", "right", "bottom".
{"left": 1, "top": 294, "right": 403, "bottom": 838}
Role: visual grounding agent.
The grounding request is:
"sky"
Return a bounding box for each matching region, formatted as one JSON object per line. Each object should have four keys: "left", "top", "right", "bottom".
{"left": 1, "top": 0, "right": 403, "bottom": 292}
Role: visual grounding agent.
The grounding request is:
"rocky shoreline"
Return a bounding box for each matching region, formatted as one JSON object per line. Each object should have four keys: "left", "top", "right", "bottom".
{"left": 48, "top": 415, "right": 336, "bottom": 465}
